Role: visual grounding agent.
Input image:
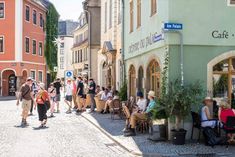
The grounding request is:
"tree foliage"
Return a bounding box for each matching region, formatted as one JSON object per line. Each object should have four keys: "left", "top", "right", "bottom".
{"left": 45, "top": 4, "right": 59, "bottom": 77}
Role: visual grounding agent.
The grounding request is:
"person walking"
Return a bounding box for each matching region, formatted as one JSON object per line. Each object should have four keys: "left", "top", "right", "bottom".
{"left": 29, "top": 81, "right": 39, "bottom": 116}
{"left": 48, "top": 83, "right": 56, "bottom": 118}
{"left": 35, "top": 83, "right": 49, "bottom": 128}
{"left": 72, "top": 77, "right": 78, "bottom": 110}
{"left": 87, "top": 78, "right": 96, "bottom": 112}
{"left": 64, "top": 79, "right": 74, "bottom": 114}
{"left": 16, "top": 77, "right": 35, "bottom": 127}
{"left": 53, "top": 78, "right": 62, "bottom": 113}
{"left": 76, "top": 76, "right": 84, "bottom": 113}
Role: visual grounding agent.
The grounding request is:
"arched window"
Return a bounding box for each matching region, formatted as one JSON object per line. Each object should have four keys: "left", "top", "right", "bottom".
{"left": 213, "top": 57, "right": 235, "bottom": 107}
{"left": 138, "top": 66, "right": 144, "bottom": 92}
{"left": 129, "top": 65, "right": 136, "bottom": 97}
{"left": 148, "top": 60, "right": 161, "bottom": 97}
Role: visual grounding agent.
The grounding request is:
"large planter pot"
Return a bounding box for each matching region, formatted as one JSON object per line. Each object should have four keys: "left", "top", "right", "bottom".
{"left": 159, "top": 124, "right": 167, "bottom": 139}
{"left": 171, "top": 129, "right": 187, "bottom": 145}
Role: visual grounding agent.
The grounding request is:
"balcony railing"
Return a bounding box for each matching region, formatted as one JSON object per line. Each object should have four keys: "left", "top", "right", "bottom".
{"left": 73, "top": 38, "right": 88, "bottom": 48}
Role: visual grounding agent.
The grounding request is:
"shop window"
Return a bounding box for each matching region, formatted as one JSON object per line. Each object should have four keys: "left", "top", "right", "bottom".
{"left": 137, "top": 0, "right": 141, "bottom": 28}
{"left": 0, "top": 2, "right": 5, "bottom": 19}
{"left": 25, "top": 37, "right": 30, "bottom": 53}
{"left": 26, "top": 6, "right": 30, "bottom": 21}
{"left": 148, "top": 60, "right": 160, "bottom": 97}
{"left": 33, "top": 10, "right": 37, "bottom": 25}
{"left": 30, "top": 71, "right": 36, "bottom": 80}
{"left": 38, "top": 71, "right": 43, "bottom": 82}
{"left": 0, "top": 36, "right": 4, "bottom": 53}
{"left": 213, "top": 58, "right": 235, "bottom": 107}
{"left": 138, "top": 66, "right": 144, "bottom": 92}
{"left": 228, "top": 0, "right": 235, "bottom": 6}
{"left": 129, "top": 65, "right": 136, "bottom": 97}
{"left": 151, "top": 0, "right": 157, "bottom": 16}
{"left": 109, "top": 0, "right": 112, "bottom": 29}
{"left": 129, "top": 0, "right": 133, "bottom": 33}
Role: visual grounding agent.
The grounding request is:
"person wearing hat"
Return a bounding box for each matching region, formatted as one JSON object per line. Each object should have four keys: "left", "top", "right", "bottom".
{"left": 201, "top": 97, "right": 217, "bottom": 128}
{"left": 16, "top": 77, "right": 35, "bottom": 127}
{"left": 64, "top": 78, "right": 74, "bottom": 114}
{"left": 35, "top": 83, "right": 50, "bottom": 128}
{"left": 125, "top": 91, "right": 157, "bottom": 136}
{"left": 218, "top": 99, "right": 235, "bottom": 143}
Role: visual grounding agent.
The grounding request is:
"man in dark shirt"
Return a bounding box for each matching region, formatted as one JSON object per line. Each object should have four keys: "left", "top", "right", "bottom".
{"left": 16, "top": 77, "right": 34, "bottom": 126}
{"left": 76, "top": 76, "right": 84, "bottom": 113}
{"left": 88, "top": 78, "right": 96, "bottom": 112}
{"left": 53, "top": 78, "right": 62, "bottom": 113}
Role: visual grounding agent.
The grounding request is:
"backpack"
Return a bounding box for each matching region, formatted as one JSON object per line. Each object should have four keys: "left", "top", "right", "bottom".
{"left": 203, "top": 127, "right": 221, "bottom": 147}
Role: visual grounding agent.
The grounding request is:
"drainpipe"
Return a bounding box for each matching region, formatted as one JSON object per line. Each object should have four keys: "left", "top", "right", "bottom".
{"left": 163, "top": 30, "right": 184, "bottom": 86}
{"left": 121, "top": 0, "right": 126, "bottom": 85}
{"left": 84, "top": 10, "right": 91, "bottom": 78}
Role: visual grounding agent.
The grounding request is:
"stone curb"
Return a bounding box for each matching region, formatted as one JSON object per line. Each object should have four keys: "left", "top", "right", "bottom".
{"left": 81, "top": 113, "right": 144, "bottom": 156}
{"left": 81, "top": 113, "right": 163, "bottom": 157}
{"left": 0, "top": 97, "right": 16, "bottom": 101}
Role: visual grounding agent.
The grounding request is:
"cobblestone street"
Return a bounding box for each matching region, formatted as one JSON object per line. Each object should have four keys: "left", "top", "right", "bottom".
{"left": 0, "top": 100, "right": 132, "bottom": 157}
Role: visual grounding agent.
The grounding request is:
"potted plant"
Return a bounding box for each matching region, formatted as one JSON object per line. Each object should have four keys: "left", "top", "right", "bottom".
{"left": 161, "top": 79, "right": 203, "bottom": 145}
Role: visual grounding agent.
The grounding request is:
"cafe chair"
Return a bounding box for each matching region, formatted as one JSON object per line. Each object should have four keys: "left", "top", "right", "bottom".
{"left": 222, "top": 116, "right": 235, "bottom": 147}
{"left": 110, "top": 99, "right": 123, "bottom": 120}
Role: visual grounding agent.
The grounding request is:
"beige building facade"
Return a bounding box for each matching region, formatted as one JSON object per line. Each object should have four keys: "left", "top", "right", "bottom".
{"left": 98, "top": 0, "right": 123, "bottom": 90}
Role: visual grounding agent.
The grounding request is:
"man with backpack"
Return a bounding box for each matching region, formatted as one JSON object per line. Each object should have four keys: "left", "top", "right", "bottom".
{"left": 16, "top": 77, "right": 35, "bottom": 127}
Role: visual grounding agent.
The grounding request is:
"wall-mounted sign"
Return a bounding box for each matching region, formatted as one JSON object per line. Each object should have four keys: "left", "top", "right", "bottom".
{"left": 211, "top": 30, "right": 234, "bottom": 39}
{"left": 164, "top": 23, "right": 183, "bottom": 30}
{"left": 128, "top": 32, "right": 163, "bottom": 53}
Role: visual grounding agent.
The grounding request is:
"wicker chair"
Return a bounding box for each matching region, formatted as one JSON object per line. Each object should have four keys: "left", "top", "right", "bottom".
{"left": 94, "top": 97, "right": 105, "bottom": 112}
{"left": 110, "top": 99, "right": 123, "bottom": 120}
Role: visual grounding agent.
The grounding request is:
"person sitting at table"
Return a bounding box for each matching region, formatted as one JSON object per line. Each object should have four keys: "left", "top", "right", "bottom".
{"left": 124, "top": 91, "right": 157, "bottom": 136}
{"left": 100, "top": 88, "right": 111, "bottom": 102}
{"left": 201, "top": 97, "right": 217, "bottom": 128}
{"left": 96, "top": 87, "right": 105, "bottom": 99}
{"left": 135, "top": 91, "right": 147, "bottom": 112}
{"left": 218, "top": 99, "right": 235, "bottom": 143}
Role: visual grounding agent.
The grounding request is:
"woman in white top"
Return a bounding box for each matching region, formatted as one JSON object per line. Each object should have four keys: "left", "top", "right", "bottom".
{"left": 136, "top": 91, "right": 147, "bottom": 112}
{"left": 64, "top": 79, "right": 74, "bottom": 114}
{"left": 201, "top": 97, "right": 217, "bottom": 128}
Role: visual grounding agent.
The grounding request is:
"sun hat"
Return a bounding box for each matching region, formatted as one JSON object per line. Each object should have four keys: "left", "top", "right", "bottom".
{"left": 26, "top": 77, "right": 32, "bottom": 81}
{"left": 219, "top": 99, "right": 230, "bottom": 109}
{"left": 203, "top": 96, "right": 213, "bottom": 102}
{"left": 148, "top": 91, "right": 156, "bottom": 98}
{"left": 39, "top": 83, "right": 45, "bottom": 89}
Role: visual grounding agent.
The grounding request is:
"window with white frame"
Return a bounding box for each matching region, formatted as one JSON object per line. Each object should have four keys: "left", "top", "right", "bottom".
{"left": 33, "top": 10, "right": 37, "bottom": 25}
{"left": 0, "top": 2, "right": 5, "bottom": 19}
{"left": 60, "top": 49, "right": 64, "bottom": 55}
{"left": 30, "top": 71, "right": 36, "bottom": 80}
{"left": 0, "top": 36, "right": 4, "bottom": 53}
{"left": 26, "top": 6, "right": 30, "bottom": 21}
{"left": 39, "top": 42, "right": 42, "bottom": 56}
{"left": 39, "top": 13, "right": 43, "bottom": 27}
{"left": 25, "top": 37, "right": 29, "bottom": 53}
{"left": 60, "top": 42, "right": 64, "bottom": 48}
{"left": 38, "top": 71, "right": 43, "bottom": 82}
{"left": 228, "top": 0, "right": 235, "bottom": 5}
{"left": 32, "top": 40, "right": 36, "bottom": 54}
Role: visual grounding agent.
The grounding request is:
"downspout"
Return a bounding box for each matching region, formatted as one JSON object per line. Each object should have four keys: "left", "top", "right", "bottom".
{"left": 163, "top": 30, "right": 184, "bottom": 86}
{"left": 121, "top": 0, "right": 126, "bottom": 84}
{"left": 84, "top": 10, "right": 91, "bottom": 78}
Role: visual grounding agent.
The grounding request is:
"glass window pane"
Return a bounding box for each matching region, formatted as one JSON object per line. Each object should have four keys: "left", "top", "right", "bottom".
{"left": 213, "top": 74, "right": 228, "bottom": 98}
{"left": 213, "top": 59, "right": 229, "bottom": 72}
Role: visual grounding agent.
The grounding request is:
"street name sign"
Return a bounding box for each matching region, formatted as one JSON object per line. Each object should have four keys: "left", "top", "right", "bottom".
{"left": 164, "top": 23, "right": 183, "bottom": 30}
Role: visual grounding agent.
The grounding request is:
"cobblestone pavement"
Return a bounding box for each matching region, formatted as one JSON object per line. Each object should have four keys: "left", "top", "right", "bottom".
{"left": 81, "top": 113, "right": 235, "bottom": 157}
{"left": 0, "top": 100, "right": 132, "bottom": 157}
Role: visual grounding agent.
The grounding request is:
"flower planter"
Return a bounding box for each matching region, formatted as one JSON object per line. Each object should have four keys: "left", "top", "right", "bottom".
{"left": 171, "top": 129, "right": 187, "bottom": 145}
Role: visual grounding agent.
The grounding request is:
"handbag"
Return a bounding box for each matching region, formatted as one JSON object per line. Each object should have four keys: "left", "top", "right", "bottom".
{"left": 41, "top": 92, "right": 51, "bottom": 111}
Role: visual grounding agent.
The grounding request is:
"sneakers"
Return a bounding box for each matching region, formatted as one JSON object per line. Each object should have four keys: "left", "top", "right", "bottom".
{"left": 28, "top": 112, "right": 33, "bottom": 116}
{"left": 124, "top": 128, "right": 136, "bottom": 137}
{"left": 66, "top": 110, "right": 72, "bottom": 114}
{"left": 123, "top": 127, "right": 131, "bottom": 133}
{"left": 49, "top": 114, "right": 55, "bottom": 118}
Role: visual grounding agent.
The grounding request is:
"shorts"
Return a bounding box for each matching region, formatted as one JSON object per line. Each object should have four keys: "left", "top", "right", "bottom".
{"left": 22, "top": 99, "right": 31, "bottom": 111}
{"left": 83, "top": 94, "right": 87, "bottom": 99}
{"left": 65, "top": 95, "right": 72, "bottom": 102}
{"left": 55, "top": 94, "right": 61, "bottom": 102}
{"left": 76, "top": 95, "right": 83, "bottom": 104}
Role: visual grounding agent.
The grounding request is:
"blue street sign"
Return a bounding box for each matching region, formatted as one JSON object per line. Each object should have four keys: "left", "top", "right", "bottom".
{"left": 164, "top": 23, "right": 183, "bottom": 30}
{"left": 65, "top": 71, "right": 73, "bottom": 78}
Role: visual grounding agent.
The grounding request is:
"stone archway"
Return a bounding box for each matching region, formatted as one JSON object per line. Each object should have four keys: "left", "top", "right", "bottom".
{"left": 1, "top": 69, "right": 17, "bottom": 96}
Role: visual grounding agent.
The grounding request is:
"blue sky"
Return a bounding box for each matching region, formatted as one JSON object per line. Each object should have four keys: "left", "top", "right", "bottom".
{"left": 49, "top": 0, "right": 83, "bottom": 21}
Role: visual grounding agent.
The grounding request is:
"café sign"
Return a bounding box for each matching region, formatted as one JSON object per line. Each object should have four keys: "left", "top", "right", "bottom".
{"left": 128, "top": 32, "right": 163, "bottom": 53}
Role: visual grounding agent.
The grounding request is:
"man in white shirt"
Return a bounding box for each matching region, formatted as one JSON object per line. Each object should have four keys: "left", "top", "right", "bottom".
{"left": 136, "top": 91, "right": 147, "bottom": 112}
{"left": 64, "top": 79, "right": 74, "bottom": 114}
